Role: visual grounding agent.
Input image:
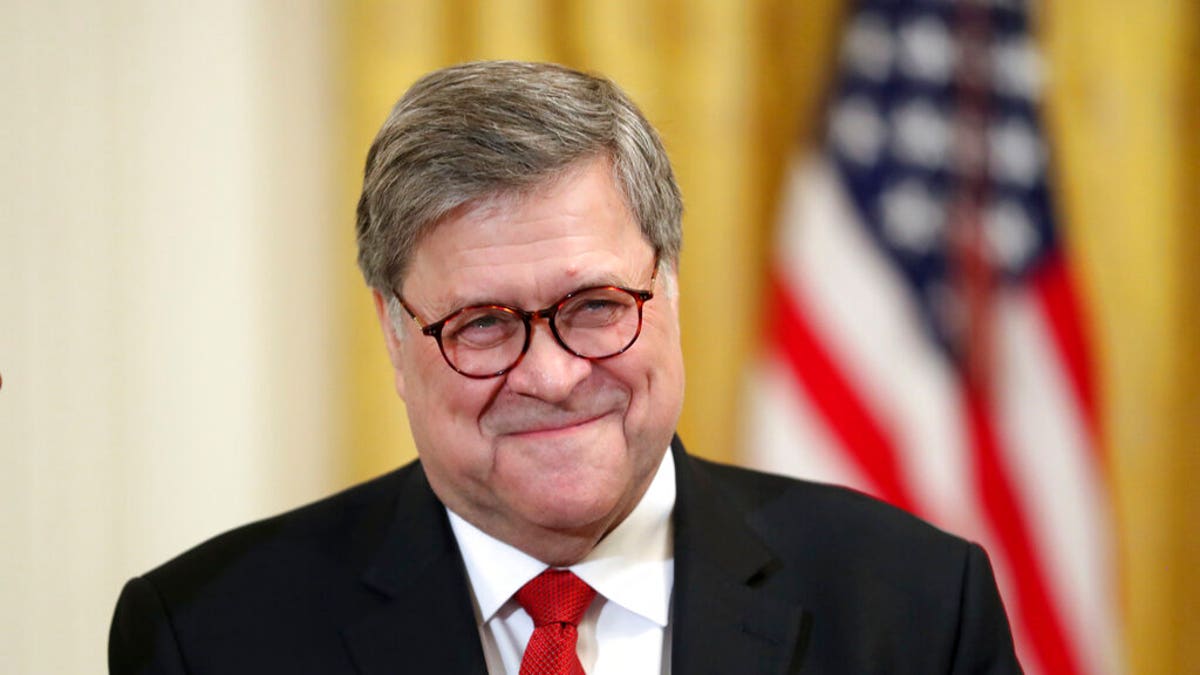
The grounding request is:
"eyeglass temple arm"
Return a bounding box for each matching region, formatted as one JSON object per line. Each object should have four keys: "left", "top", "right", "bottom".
{"left": 394, "top": 293, "right": 429, "bottom": 329}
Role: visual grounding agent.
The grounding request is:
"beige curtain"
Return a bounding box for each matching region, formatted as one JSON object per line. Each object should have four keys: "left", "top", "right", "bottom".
{"left": 335, "top": 1, "right": 1199, "bottom": 671}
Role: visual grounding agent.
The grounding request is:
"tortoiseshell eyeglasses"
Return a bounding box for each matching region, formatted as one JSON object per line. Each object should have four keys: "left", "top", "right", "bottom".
{"left": 397, "top": 263, "right": 659, "bottom": 379}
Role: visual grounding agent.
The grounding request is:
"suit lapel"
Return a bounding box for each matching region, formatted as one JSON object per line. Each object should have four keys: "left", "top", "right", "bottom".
{"left": 670, "top": 438, "right": 809, "bottom": 674}
{"left": 342, "top": 464, "right": 488, "bottom": 675}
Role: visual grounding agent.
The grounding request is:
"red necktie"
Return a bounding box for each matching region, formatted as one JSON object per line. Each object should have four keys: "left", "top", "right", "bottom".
{"left": 515, "top": 569, "right": 597, "bottom": 675}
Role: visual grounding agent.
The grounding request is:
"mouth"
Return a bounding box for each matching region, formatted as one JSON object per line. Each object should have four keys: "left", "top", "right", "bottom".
{"left": 504, "top": 412, "right": 611, "bottom": 439}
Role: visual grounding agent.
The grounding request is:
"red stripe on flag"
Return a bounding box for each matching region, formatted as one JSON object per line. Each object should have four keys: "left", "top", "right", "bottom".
{"left": 1030, "top": 252, "right": 1101, "bottom": 447}
{"left": 965, "top": 383, "right": 1083, "bottom": 675}
{"left": 766, "top": 269, "right": 917, "bottom": 513}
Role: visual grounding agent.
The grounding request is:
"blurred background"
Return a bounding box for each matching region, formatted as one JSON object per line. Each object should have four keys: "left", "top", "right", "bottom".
{"left": 1, "top": 1, "right": 1195, "bottom": 673}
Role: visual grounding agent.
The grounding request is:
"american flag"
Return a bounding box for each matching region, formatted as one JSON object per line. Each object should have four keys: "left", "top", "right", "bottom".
{"left": 744, "top": 1, "right": 1121, "bottom": 672}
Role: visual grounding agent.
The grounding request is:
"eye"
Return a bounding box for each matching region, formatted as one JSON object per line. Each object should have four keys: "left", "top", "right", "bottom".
{"left": 445, "top": 307, "right": 521, "bottom": 348}
{"left": 580, "top": 298, "right": 622, "bottom": 313}
{"left": 559, "top": 290, "right": 633, "bottom": 328}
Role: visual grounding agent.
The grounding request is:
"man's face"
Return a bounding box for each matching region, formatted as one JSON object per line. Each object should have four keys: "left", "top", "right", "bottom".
{"left": 373, "top": 158, "right": 684, "bottom": 560}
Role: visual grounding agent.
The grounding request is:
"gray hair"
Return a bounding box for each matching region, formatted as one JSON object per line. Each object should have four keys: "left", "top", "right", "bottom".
{"left": 355, "top": 60, "right": 683, "bottom": 293}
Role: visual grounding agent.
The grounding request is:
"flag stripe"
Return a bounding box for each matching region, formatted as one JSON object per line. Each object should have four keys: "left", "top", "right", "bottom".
{"left": 1030, "top": 254, "right": 1101, "bottom": 445}
{"left": 746, "top": 352, "right": 870, "bottom": 490}
{"left": 966, "top": 383, "right": 1083, "bottom": 675}
{"left": 768, "top": 271, "right": 917, "bottom": 513}
{"left": 991, "top": 280, "right": 1122, "bottom": 675}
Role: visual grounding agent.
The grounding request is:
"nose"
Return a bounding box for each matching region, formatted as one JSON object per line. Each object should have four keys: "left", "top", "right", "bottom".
{"left": 504, "top": 318, "right": 591, "bottom": 402}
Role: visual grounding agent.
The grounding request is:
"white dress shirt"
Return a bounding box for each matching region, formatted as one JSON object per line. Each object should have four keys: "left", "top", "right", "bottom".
{"left": 447, "top": 449, "right": 676, "bottom": 675}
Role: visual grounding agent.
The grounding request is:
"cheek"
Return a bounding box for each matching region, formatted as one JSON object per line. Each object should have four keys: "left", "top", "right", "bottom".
{"left": 403, "top": 350, "right": 499, "bottom": 438}
{"left": 623, "top": 312, "right": 685, "bottom": 431}
{"left": 618, "top": 332, "right": 683, "bottom": 417}
{"left": 402, "top": 367, "right": 496, "bottom": 493}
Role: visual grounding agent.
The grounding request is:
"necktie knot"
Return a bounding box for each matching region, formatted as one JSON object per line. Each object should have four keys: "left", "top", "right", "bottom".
{"left": 515, "top": 570, "right": 596, "bottom": 675}
{"left": 516, "top": 569, "right": 596, "bottom": 627}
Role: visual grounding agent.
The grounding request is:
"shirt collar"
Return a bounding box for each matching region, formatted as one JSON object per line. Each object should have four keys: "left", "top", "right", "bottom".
{"left": 447, "top": 447, "right": 676, "bottom": 627}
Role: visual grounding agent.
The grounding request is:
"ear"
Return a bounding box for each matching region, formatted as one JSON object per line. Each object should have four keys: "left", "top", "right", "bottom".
{"left": 371, "top": 289, "right": 408, "bottom": 400}
{"left": 659, "top": 262, "right": 681, "bottom": 313}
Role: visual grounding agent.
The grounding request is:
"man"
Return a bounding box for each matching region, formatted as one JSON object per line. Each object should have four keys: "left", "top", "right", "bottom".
{"left": 110, "top": 61, "right": 1021, "bottom": 674}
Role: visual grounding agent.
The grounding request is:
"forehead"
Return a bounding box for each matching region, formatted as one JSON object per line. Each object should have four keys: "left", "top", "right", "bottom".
{"left": 403, "top": 160, "right": 654, "bottom": 308}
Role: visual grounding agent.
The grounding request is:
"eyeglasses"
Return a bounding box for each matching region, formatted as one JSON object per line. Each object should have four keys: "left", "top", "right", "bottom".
{"left": 397, "top": 265, "right": 658, "bottom": 379}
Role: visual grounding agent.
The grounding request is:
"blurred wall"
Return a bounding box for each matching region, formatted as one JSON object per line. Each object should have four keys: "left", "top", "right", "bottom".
{"left": 1, "top": 2, "right": 339, "bottom": 672}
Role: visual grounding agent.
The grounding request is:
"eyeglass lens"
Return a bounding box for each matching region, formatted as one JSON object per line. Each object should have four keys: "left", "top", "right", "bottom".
{"left": 440, "top": 286, "right": 644, "bottom": 376}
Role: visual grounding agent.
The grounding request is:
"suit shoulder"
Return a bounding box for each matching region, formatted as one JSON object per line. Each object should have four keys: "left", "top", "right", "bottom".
{"left": 675, "top": 452, "right": 1019, "bottom": 672}
{"left": 690, "top": 456, "right": 972, "bottom": 556}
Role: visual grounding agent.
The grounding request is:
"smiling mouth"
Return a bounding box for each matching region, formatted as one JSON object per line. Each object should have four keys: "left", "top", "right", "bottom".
{"left": 506, "top": 413, "right": 609, "bottom": 438}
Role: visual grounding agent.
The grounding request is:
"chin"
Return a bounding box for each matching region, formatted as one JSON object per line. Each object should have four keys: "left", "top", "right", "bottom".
{"left": 511, "top": 464, "right": 628, "bottom": 526}
{"left": 523, "top": 496, "right": 621, "bottom": 535}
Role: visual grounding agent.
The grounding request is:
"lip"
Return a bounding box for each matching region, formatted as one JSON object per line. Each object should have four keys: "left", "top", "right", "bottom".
{"left": 505, "top": 412, "right": 609, "bottom": 438}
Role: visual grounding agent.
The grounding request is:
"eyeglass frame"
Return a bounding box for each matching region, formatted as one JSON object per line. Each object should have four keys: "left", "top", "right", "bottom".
{"left": 394, "top": 262, "right": 660, "bottom": 379}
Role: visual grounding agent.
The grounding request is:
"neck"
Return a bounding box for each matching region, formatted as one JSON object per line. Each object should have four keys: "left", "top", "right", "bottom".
{"left": 467, "top": 500, "right": 639, "bottom": 567}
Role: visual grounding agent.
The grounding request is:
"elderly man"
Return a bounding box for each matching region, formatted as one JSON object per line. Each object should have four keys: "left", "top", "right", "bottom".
{"left": 110, "top": 61, "right": 1020, "bottom": 674}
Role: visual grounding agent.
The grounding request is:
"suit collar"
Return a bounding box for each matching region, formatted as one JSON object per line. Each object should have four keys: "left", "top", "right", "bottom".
{"left": 670, "top": 436, "right": 810, "bottom": 673}
{"left": 342, "top": 463, "right": 488, "bottom": 675}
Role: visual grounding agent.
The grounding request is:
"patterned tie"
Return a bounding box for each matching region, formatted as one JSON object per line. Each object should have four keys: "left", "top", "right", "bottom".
{"left": 515, "top": 569, "right": 597, "bottom": 675}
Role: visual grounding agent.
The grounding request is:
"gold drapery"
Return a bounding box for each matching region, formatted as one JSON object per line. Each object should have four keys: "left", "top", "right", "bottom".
{"left": 1042, "top": 3, "right": 1199, "bottom": 672}
{"left": 335, "top": 2, "right": 1198, "bottom": 671}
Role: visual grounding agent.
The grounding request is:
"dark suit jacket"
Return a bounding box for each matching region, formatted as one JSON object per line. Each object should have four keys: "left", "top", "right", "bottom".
{"left": 109, "top": 437, "right": 1021, "bottom": 674}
